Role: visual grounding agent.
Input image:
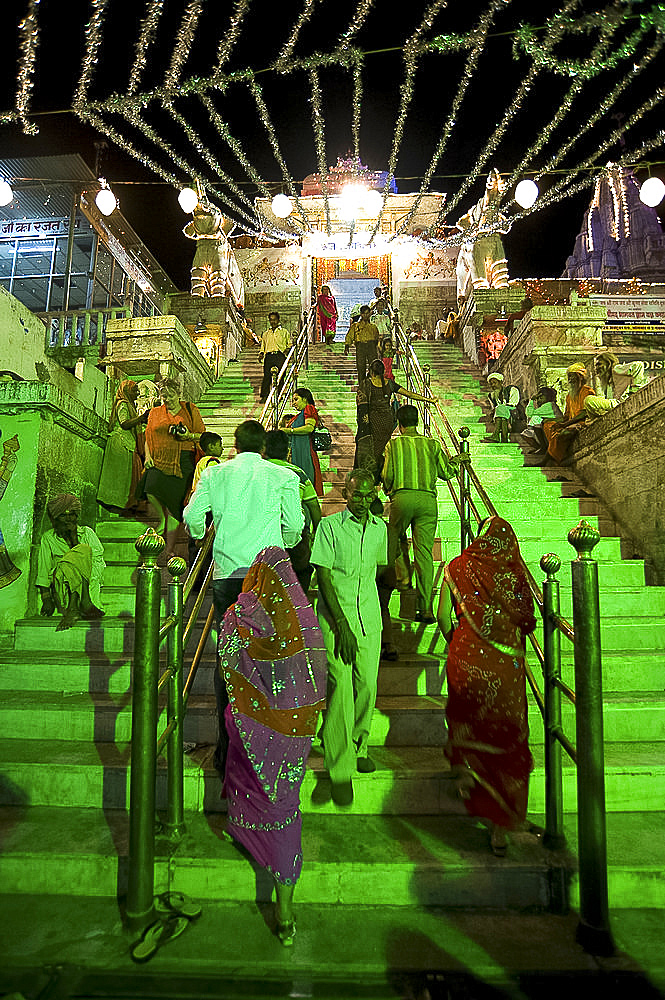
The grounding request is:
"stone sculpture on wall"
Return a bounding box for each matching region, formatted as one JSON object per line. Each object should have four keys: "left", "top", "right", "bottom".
{"left": 455, "top": 168, "right": 511, "bottom": 301}
{"left": 0, "top": 433, "right": 21, "bottom": 588}
{"left": 183, "top": 191, "right": 234, "bottom": 298}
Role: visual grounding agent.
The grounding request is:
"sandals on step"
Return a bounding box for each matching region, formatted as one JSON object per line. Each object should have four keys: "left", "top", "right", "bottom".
{"left": 131, "top": 915, "right": 188, "bottom": 963}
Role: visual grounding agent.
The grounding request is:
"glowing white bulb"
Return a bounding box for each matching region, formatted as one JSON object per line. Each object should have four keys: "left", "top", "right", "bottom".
{"left": 95, "top": 185, "right": 117, "bottom": 216}
{"left": 364, "top": 189, "right": 383, "bottom": 217}
{"left": 178, "top": 187, "right": 199, "bottom": 213}
{"left": 515, "top": 179, "right": 539, "bottom": 209}
{"left": 639, "top": 176, "right": 665, "bottom": 208}
{"left": 0, "top": 179, "right": 13, "bottom": 207}
{"left": 271, "top": 193, "right": 292, "bottom": 218}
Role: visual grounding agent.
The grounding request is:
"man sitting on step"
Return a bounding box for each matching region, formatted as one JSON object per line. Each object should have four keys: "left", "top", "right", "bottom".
{"left": 380, "top": 405, "right": 468, "bottom": 633}
{"left": 36, "top": 493, "right": 106, "bottom": 632}
{"left": 311, "top": 469, "right": 387, "bottom": 807}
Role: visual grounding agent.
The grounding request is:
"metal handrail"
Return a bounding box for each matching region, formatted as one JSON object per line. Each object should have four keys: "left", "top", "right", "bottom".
{"left": 259, "top": 306, "right": 314, "bottom": 429}
{"left": 391, "top": 332, "right": 613, "bottom": 951}
{"left": 127, "top": 523, "right": 217, "bottom": 946}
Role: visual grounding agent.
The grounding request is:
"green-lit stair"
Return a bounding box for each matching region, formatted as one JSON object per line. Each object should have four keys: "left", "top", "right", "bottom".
{"left": 1, "top": 340, "right": 663, "bottom": 914}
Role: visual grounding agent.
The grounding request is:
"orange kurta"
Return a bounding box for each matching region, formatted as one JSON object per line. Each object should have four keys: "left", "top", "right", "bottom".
{"left": 542, "top": 385, "right": 595, "bottom": 464}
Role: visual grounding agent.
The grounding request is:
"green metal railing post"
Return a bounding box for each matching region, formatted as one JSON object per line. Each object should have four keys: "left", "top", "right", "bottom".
{"left": 127, "top": 528, "right": 165, "bottom": 934}
{"left": 271, "top": 366, "right": 279, "bottom": 429}
{"left": 568, "top": 520, "right": 614, "bottom": 956}
{"left": 458, "top": 427, "right": 472, "bottom": 552}
{"left": 164, "top": 555, "right": 187, "bottom": 841}
{"left": 540, "top": 553, "right": 566, "bottom": 851}
{"left": 423, "top": 364, "right": 431, "bottom": 437}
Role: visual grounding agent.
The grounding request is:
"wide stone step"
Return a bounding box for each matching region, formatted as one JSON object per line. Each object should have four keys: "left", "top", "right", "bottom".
{"left": 389, "top": 615, "right": 665, "bottom": 655}
{"left": 1, "top": 738, "right": 662, "bottom": 815}
{"left": 0, "top": 806, "right": 570, "bottom": 912}
{"left": 0, "top": 691, "right": 447, "bottom": 747}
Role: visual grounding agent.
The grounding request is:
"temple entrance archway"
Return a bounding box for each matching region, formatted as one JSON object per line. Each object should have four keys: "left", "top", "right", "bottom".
{"left": 313, "top": 255, "right": 392, "bottom": 339}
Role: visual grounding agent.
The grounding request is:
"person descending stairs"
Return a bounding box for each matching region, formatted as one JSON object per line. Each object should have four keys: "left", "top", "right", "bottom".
{"left": 0, "top": 338, "right": 664, "bottom": 972}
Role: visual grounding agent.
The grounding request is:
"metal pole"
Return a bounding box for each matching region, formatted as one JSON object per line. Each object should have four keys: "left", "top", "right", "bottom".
{"left": 568, "top": 520, "right": 614, "bottom": 956}
{"left": 271, "top": 366, "right": 279, "bottom": 430}
{"left": 165, "top": 555, "right": 187, "bottom": 841}
{"left": 540, "top": 553, "right": 566, "bottom": 852}
{"left": 458, "top": 427, "right": 471, "bottom": 552}
{"left": 423, "top": 364, "right": 431, "bottom": 437}
{"left": 127, "top": 528, "right": 165, "bottom": 934}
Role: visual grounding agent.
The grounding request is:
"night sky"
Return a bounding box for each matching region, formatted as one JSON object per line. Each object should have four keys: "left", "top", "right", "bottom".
{"left": 1, "top": 0, "right": 664, "bottom": 290}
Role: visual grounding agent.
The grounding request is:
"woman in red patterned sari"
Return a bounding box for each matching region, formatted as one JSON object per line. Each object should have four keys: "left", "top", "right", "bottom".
{"left": 436, "top": 516, "right": 537, "bottom": 856}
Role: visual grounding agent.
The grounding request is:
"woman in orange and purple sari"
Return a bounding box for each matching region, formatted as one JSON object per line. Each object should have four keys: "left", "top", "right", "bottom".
{"left": 219, "top": 546, "right": 327, "bottom": 945}
{"left": 436, "top": 516, "right": 538, "bottom": 856}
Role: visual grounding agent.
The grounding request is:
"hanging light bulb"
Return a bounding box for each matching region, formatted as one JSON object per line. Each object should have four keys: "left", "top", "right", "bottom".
{"left": 271, "top": 193, "right": 292, "bottom": 219}
{"left": 515, "top": 179, "right": 539, "bottom": 209}
{"left": 95, "top": 178, "right": 117, "bottom": 216}
{"left": 639, "top": 176, "right": 665, "bottom": 208}
{"left": 0, "top": 179, "right": 13, "bottom": 207}
{"left": 178, "top": 186, "right": 199, "bottom": 213}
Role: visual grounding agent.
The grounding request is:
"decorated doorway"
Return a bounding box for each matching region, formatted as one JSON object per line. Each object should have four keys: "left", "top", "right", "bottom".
{"left": 313, "top": 256, "right": 391, "bottom": 339}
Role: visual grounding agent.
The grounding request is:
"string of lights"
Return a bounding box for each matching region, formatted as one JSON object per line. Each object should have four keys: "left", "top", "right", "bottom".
{"left": 5, "top": 0, "right": 664, "bottom": 244}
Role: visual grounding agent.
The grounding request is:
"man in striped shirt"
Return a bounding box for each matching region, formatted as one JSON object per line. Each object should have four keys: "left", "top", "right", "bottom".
{"left": 381, "top": 405, "right": 468, "bottom": 624}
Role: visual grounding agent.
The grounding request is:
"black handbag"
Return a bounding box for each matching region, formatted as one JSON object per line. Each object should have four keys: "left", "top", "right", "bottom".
{"left": 312, "top": 422, "right": 332, "bottom": 451}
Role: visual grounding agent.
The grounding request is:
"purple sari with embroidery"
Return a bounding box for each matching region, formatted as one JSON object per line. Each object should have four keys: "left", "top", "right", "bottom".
{"left": 219, "top": 547, "right": 326, "bottom": 884}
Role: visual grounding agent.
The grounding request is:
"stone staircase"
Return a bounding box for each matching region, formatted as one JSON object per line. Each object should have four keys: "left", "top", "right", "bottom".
{"left": 1, "top": 340, "right": 664, "bottom": 927}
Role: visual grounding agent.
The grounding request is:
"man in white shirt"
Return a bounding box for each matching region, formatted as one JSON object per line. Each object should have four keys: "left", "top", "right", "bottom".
{"left": 259, "top": 311, "right": 291, "bottom": 401}
{"left": 183, "top": 419, "right": 304, "bottom": 779}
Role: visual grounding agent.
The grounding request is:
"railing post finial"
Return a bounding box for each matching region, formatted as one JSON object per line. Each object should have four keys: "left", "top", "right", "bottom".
{"left": 568, "top": 519, "right": 600, "bottom": 560}
{"left": 135, "top": 528, "right": 165, "bottom": 566}
{"left": 540, "top": 552, "right": 562, "bottom": 578}
{"left": 166, "top": 555, "right": 188, "bottom": 578}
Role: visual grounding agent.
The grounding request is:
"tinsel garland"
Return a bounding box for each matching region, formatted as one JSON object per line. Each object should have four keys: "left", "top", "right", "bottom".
{"left": 163, "top": 0, "right": 204, "bottom": 92}
{"left": 8, "top": 1, "right": 664, "bottom": 244}
{"left": 14, "top": 0, "right": 41, "bottom": 135}
{"left": 308, "top": 68, "right": 332, "bottom": 235}
{"left": 75, "top": 0, "right": 110, "bottom": 104}
{"left": 128, "top": 0, "right": 164, "bottom": 96}
{"left": 214, "top": 0, "right": 251, "bottom": 73}
{"left": 276, "top": 0, "right": 318, "bottom": 71}
{"left": 395, "top": 0, "right": 506, "bottom": 238}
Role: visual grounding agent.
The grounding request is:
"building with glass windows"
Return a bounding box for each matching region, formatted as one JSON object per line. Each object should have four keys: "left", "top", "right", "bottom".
{"left": 0, "top": 154, "right": 177, "bottom": 319}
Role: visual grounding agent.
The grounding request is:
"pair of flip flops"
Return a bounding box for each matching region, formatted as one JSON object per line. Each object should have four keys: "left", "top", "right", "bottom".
{"left": 131, "top": 893, "right": 202, "bottom": 963}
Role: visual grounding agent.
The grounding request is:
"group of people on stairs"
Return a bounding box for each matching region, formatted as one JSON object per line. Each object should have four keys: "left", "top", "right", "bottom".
{"left": 484, "top": 351, "right": 652, "bottom": 465}
{"left": 36, "top": 324, "right": 563, "bottom": 951}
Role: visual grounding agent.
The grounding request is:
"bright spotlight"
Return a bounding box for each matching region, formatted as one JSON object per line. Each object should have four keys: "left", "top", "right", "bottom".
{"left": 271, "top": 193, "right": 292, "bottom": 218}
{"left": 95, "top": 179, "right": 117, "bottom": 216}
{"left": 178, "top": 187, "right": 199, "bottom": 213}
{"left": 515, "top": 179, "right": 539, "bottom": 209}
{"left": 0, "top": 179, "right": 13, "bottom": 207}
{"left": 340, "top": 183, "right": 367, "bottom": 221}
{"left": 639, "top": 176, "right": 665, "bottom": 208}
{"left": 364, "top": 189, "right": 383, "bottom": 217}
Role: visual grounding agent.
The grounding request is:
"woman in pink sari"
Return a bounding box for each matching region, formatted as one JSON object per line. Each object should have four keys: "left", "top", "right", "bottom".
{"left": 437, "top": 516, "right": 537, "bottom": 856}
{"left": 219, "top": 546, "right": 327, "bottom": 945}
{"left": 317, "top": 284, "right": 338, "bottom": 344}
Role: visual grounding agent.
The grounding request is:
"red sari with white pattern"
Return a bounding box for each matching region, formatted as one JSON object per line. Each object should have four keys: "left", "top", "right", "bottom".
{"left": 443, "top": 517, "right": 537, "bottom": 830}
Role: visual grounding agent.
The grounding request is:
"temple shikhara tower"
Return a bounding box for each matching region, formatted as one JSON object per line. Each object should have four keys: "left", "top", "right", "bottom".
{"left": 563, "top": 164, "right": 665, "bottom": 282}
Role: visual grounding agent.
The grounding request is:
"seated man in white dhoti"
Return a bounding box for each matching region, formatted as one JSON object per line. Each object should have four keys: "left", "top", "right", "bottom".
{"left": 36, "top": 493, "right": 105, "bottom": 631}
